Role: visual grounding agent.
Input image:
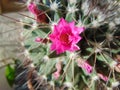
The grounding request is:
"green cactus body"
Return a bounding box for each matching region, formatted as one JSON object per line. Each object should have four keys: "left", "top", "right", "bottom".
{"left": 15, "top": 0, "right": 120, "bottom": 90}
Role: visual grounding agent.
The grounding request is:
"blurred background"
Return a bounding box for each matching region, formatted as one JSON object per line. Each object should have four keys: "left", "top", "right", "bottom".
{"left": 0, "top": 0, "right": 27, "bottom": 90}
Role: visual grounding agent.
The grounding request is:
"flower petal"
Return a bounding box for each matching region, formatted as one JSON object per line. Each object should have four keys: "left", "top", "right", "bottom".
{"left": 53, "top": 71, "right": 60, "bottom": 79}
{"left": 70, "top": 45, "right": 80, "bottom": 52}
{"left": 98, "top": 73, "right": 108, "bottom": 81}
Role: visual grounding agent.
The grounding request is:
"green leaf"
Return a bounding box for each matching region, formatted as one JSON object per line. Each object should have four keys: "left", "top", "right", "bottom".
{"left": 5, "top": 65, "right": 15, "bottom": 87}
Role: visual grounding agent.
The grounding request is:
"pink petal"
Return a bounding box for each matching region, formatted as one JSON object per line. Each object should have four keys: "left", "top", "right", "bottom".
{"left": 77, "top": 59, "right": 93, "bottom": 74}
{"left": 69, "top": 21, "right": 75, "bottom": 27}
{"left": 70, "top": 45, "right": 80, "bottom": 52}
{"left": 50, "top": 43, "right": 57, "bottom": 51}
{"left": 28, "top": 2, "right": 36, "bottom": 14}
{"left": 69, "top": 22, "right": 85, "bottom": 34}
{"left": 55, "top": 61, "right": 62, "bottom": 73}
{"left": 49, "top": 34, "right": 55, "bottom": 41}
{"left": 50, "top": 41, "right": 62, "bottom": 53}
{"left": 27, "top": 2, "right": 47, "bottom": 23}
{"left": 84, "top": 63, "right": 92, "bottom": 73}
{"left": 53, "top": 71, "right": 60, "bottom": 80}
{"left": 56, "top": 46, "right": 65, "bottom": 54}
{"left": 35, "top": 37, "right": 42, "bottom": 42}
{"left": 98, "top": 73, "right": 108, "bottom": 81}
{"left": 53, "top": 25, "right": 60, "bottom": 34}
{"left": 69, "top": 21, "right": 75, "bottom": 31}
{"left": 76, "top": 27, "right": 85, "bottom": 34}
{"left": 59, "top": 18, "right": 67, "bottom": 26}
{"left": 58, "top": 18, "right": 70, "bottom": 30}
{"left": 69, "top": 35, "right": 81, "bottom": 44}
{"left": 69, "top": 21, "right": 79, "bottom": 34}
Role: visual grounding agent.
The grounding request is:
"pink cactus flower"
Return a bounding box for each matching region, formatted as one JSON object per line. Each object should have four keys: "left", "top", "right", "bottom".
{"left": 77, "top": 59, "right": 93, "bottom": 74}
{"left": 98, "top": 73, "right": 108, "bottom": 81}
{"left": 27, "top": 2, "right": 47, "bottom": 23}
{"left": 49, "top": 18, "right": 85, "bottom": 54}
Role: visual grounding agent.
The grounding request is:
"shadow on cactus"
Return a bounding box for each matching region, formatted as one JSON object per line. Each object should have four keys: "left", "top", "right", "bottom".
{"left": 14, "top": 0, "right": 120, "bottom": 90}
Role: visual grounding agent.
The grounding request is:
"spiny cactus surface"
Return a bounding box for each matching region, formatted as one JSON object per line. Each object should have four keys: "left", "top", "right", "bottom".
{"left": 15, "top": 0, "right": 120, "bottom": 90}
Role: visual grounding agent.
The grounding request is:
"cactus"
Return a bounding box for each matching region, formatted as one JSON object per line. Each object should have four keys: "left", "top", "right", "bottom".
{"left": 15, "top": 0, "right": 120, "bottom": 90}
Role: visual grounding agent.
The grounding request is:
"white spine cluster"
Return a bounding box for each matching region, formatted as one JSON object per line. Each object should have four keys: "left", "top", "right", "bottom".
{"left": 110, "top": 61, "right": 117, "bottom": 68}
{"left": 50, "top": 21, "right": 57, "bottom": 30}
{"left": 92, "top": 75, "right": 99, "bottom": 81}
{"left": 111, "top": 81, "right": 119, "bottom": 88}
{"left": 49, "top": 81, "right": 55, "bottom": 86}
{"left": 43, "top": 55, "right": 50, "bottom": 62}
{"left": 64, "top": 82, "right": 73, "bottom": 88}
{"left": 81, "top": 1, "right": 89, "bottom": 15}
{"left": 32, "top": 21, "right": 38, "bottom": 29}
{"left": 50, "top": 1, "right": 59, "bottom": 11}
{"left": 24, "top": 49, "right": 30, "bottom": 57}
{"left": 42, "top": 75, "right": 47, "bottom": 80}
{"left": 26, "top": 0, "right": 32, "bottom": 6}
{"left": 67, "top": 5, "right": 78, "bottom": 14}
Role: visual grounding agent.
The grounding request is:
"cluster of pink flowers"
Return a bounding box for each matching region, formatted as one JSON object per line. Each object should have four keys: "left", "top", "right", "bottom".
{"left": 27, "top": 2, "right": 47, "bottom": 23}
{"left": 49, "top": 18, "right": 85, "bottom": 54}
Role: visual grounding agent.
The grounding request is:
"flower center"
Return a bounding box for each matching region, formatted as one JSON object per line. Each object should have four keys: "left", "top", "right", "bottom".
{"left": 59, "top": 33, "right": 69, "bottom": 44}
